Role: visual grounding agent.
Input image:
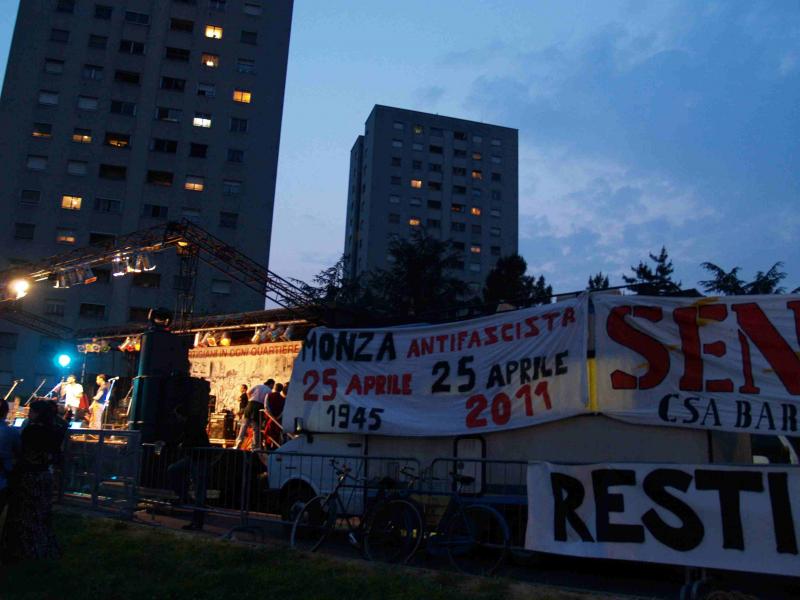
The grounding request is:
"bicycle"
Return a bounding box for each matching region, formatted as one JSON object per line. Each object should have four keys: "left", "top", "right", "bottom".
{"left": 290, "top": 459, "right": 422, "bottom": 563}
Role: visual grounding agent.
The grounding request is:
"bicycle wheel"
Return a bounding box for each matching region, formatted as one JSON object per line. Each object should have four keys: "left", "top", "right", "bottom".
{"left": 445, "top": 504, "right": 509, "bottom": 576}
{"left": 290, "top": 495, "right": 336, "bottom": 553}
{"left": 363, "top": 499, "right": 424, "bottom": 564}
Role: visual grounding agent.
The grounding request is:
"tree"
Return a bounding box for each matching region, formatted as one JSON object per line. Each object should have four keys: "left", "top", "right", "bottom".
{"left": 622, "top": 247, "right": 681, "bottom": 295}
{"left": 587, "top": 272, "right": 610, "bottom": 291}
{"left": 700, "top": 262, "right": 787, "bottom": 295}
{"left": 483, "top": 254, "right": 552, "bottom": 308}
{"left": 369, "top": 228, "right": 468, "bottom": 318}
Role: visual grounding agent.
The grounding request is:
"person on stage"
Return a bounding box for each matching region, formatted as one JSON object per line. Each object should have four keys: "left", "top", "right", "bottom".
{"left": 51, "top": 375, "right": 83, "bottom": 417}
{"left": 88, "top": 374, "right": 110, "bottom": 430}
{"left": 234, "top": 379, "right": 273, "bottom": 450}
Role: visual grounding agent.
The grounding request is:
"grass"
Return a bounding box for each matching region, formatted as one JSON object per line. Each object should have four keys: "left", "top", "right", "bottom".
{"left": 0, "top": 512, "right": 595, "bottom": 600}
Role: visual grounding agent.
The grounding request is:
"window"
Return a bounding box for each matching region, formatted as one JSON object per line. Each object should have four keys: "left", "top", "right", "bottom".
{"left": 181, "top": 207, "right": 201, "bottom": 221}
{"left": 132, "top": 273, "right": 160, "bottom": 288}
{"left": 197, "top": 82, "right": 216, "bottom": 97}
{"left": 146, "top": 171, "right": 173, "bottom": 187}
{"left": 128, "top": 307, "right": 150, "bottom": 322}
{"left": 38, "top": 90, "right": 59, "bottom": 106}
{"left": 155, "top": 106, "right": 180, "bottom": 122}
{"left": 161, "top": 76, "right": 186, "bottom": 91}
{"left": 429, "top": 145, "right": 443, "bottom": 154}
{"left": 94, "top": 197, "right": 121, "bottom": 213}
{"left": 61, "top": 195, "right": 82, "bottom": 210}
{"left": 32, "top": 123, "right": 52, "bottom": 138}
{"left": 191, "top": 143, "right": 209, "bottom": 158}
{"left": 472, "top": 170, "right": 483, "bottom": 180}
{"left": 88, "top": 34, "right": 108, "bottom": 49}
{"left": 142, "top": 204, "right": 168, "bottom": 218}
{"left": 453, "top": 167, "right": 466, "bottom": 176}
{"left": 413, "top": 124, "right": 424, "bottom": 134}
{"left": 427, "top": 200, "right": 441, "bottom": 210}
{"left": 20, "top": 190, "right": 41, "bottom": 206}
{"left": 429, "top": 163, "right": 442, "bottom": 173}
{"left": 26, "top": 155, "right": 47, "bottom": 170}
{"left": 469, "top": 263, "right": 481, "bottom": 273}
{"left": 14, "top": 223, "right": 35, "bottom": 239}
{"left": 491, "top": 246, "right": 501, "bottom": 256}
{"left": 89, "top": 233, "right": 115, "bottom": 247}
{"left": 470, "top": 207, "right": 481, "bottom": 216}
{"left": 388, "top": 213, "right": 400, "bottom": 224}
{"left": 408, "top": 218, "right": 421, "bottom": 227}
{"left": 222, "top": 180, "right": 242, "bottom": 195}
{"left": 105, "top": 132, "right": 131, "bottom": 148}
{"left": 77, "top": 96, "right": 99, "bottom": 110}
{"left": 119, "top": 39, "right": 145, "bottom": 55}
{"left": 236, "top": 58, "right": 255, "bottom": 73}
{"left": 490, "top": 208, "right": 501, "bottom": 217}
{"left": 427, "top": 219, "right": 441, "bottom": 229}
{"left": 98, "top": 164, "right": 125, "bottom": 179}
{"left": 170, "top": 18, "right": 194, "bottom": 32}
{"left": 114, "top": 70, "right": 141, "bottom": 84}
{"left": 166, "top": 47, "right": 190, "bottom": 62}
{"left": 454, "top": 131, "right": 467, "bottom": 141}
{"left": 391, "top": 139, "right": 403, "bottom": 149}
{"left": 393, "top": 121, "right": 404, "bottom": 131}
{"left": 125, "top": 10, "right": 149, "bottom": 24}
{"left": 410, "top": 179, "right": 423, "bottom": 189}
{"left": 150, "top": 138, "right": 177, "bottom": 153}
{"left": 184, "top": 175, "right": 204, "bottom": 192}
{"left": 244, "top": 2, "right": 263, "bottom": 16}
{"left": 226, "top": 148, "right": 243, "bottom": 162}
{"left": 389, "top": 194, "right": 400, "bottom": 204}
{"left": 240, "top": 30, "right": 257, "bottom": 44}
{"left": 412, "top": 143, "right": 423, "bottom": 152}
{"left": 490, "top": 227, "right": 501, "bottom": 237}
{"left": 50, "top": 29, "right": 70, "bottom": 43}
{"left": 230, "top": 117, "right": 248, "bottom": 132}
{"left": 44, "top": 299, "right": 65, "bottom": 317}
{"left": 451, "top": 222, "right": 465, "bottom": 233}
{"left": 491, "top": 139, "right": 502, "bottom": 147}
{"left": 491, "top": 190, "right": 502, "bottom": 201}
{"left": 491, "top": 155, "right": 502, "bottom": 164}
{"left": 57, "top": 0, "right": 76, "bottom": 12}
{"left": 79, "top": 303, "right": 106, "bottom": 319}
{"left": 472, "top": 188, "right": 482, "bottom": 198}
{"left": 470, "top": 244, "right": 481, "bottom": 254}
{"left": 219, "top": 212, "right": 238, "bottom": 228}
{"left": 211, "top": 279, "right": 232, "bottom": 294}
{"left": 210, "top": 0, "right": 227, "bottom": 10}
{"left": 430, "top": 127, "right": 443, "bottom": 137}
{"left": 453, "top": 241, "right": 465, "bottom": 251}
{"left": 473, "top": 135, "right": 483, "bottom": 144}
{"left": 44, "top": 59, "right": 64, "bottom": 74}
{"left": 390, "top": 176, "right": 401, "bottom": 185}
{"left": 93, "top": 268, "right": 111, "bottom": 284}
{"left": 233, "top": 89, "right": 252, "bottom": 103}
{"left": 111, "top": 100, "right": 136, "bottom": 116}
{"left": 429, "top": 181, "right": 442, "bottom": 191}
{"left": 193, "top": 113, "right": 212, "bottom": 128}
{"left": 205, "top": 25, "right": 223, "bottom": 39}
{"left": 56, "top": 228, "right": 77, "bottom": 244}
{"left": 93, "top": 4, "right": 112, "bottom": 18}
{"left": 412, "top": 160, "right": 422, "bottom": 170}
{"left": 68, "top": 129, "right": 91, "bottom": 145}
{"left": 201, "top": 53, "right": 219, "bottom": 68}
{"left": 409, "top": 197, "right": 422, "bottom": 207}
{"left": 391, "top": 156, "right": 401, "bottom": 167}
{"left": 452, "top": 203, "right": 464, "bottom": 213}
{"left": 471, "top": 224, "right": 482, "bottom": 234}
{"left": 491, "top": 172, "right": 502, "bottom": 182}
{"left": 454, "top": 149, "right": 467, "bottom": 158}
{"left": 82, "top": 64, "right": 104, "bottom": 81}
{"left": 472, "top": 152, "right": 482, "bottom": 161}
{"left": 453, "top": 185, "right": 466, "bottom": 195}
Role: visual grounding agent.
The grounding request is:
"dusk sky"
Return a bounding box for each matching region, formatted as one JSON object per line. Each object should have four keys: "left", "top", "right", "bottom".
{"left": 1, "top": 1, "right": 797, "bottom": 295}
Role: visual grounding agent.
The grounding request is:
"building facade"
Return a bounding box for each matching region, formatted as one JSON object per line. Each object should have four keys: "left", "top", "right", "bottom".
{"left": 344, "top": 105, "right": 518, "bottom": 295}
{"left": 0, "top": 0, "right": 292, "bottom": 393}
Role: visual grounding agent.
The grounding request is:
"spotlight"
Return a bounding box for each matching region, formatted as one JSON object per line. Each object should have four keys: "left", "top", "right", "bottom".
{"left": 57, "top": 353, "right": 71, "bottom": 368}
{"left": 281, "top": 325, "right": 295, "bottom": 342}
{"left": 135, "top": 252, "right": 156, "bottom": 272}
{"left": 54, "top": 272, "right": 70, "bottom": 289}
{"left": 66, "top": 269, "right": 82, "bottom": 287}
{"left": 250, "top": 328, "right": 262, "bottom": 344}
{"left": 194, "top": 332, "right": 203, "bottom": 347}
{"left": 112, "top": 256, "right": 128, "bottom": 277}
{"left": 271, "top": 326, "right": 285, "bottom": 342}
{"left": 126, "top": 253, "right": 142, "bottom": 274}
{"left": 81, "top": 267, "right": 97, "bottom": 285}
{"left": 9, "top": 278, "right": 30, "bottom": 299}
{"left": 206, "top": 332, "right": 218, "bottom": 347}
{"left": 220, "top": 332, "right": 231, "bottom": 346}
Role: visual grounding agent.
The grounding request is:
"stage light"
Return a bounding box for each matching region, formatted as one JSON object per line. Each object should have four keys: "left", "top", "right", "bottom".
{"left": 57, "top": 354, "right": 71, "bottom": 368}
{"left": 135, "top": 252, "right": 156, "bottom": 272}
{"left": 78, "top": 267, "right": 97, "bottom": 285}
{"left": 271, "top": 326, "right": 284, "bottom": 342}
{"left": 281, "top": 325, "right": 295, "bottom": 341}
{"left": 194, "top": 332, "right": 203, "bottom": 347}
{"left": 126, "top": 253, "right": 142, "bottom": 274}
{"left": 54, "top": 272, "right": 70, "bottom": 289}
{"left": 9, "top": 278, "right": 30, "bottom": 299}
{"left": 220, "top": 332, "right": 231, "bottom": 346}
{"left": 112, "top": 256, "right": 128, "bottom": 277}
{"left": 206, "top": 332, "right": 218, "bottom": 347}
{"left": 65, "top": 269, "right": 82, "bottom": 287}
{"left": 250, "top": 328, "right": 262, "bottom": 344}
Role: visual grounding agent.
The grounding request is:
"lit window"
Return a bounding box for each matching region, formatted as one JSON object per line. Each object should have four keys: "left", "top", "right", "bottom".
{"left": 72, "top": 128, "right": 92, "bottom": 143}
{"left": 471, "top": 170, "right": 483, "bottom": 180}
{"left": 61, "top": 195, "right": 82, "bottom": 210}
{"left": 410, "top": 179, "right": 423, "bottom": 189}
{"left": 470, "top": 245, "right": 481, "bottom": 254}
{"left": 26, "top": 155, "right": 47, "bottom": 170}
{"left": 202, "top": 53, "right": 219, "bottom": 68}
{"left": 32, "top": 123, "right": 52, "bottom": 138}
{"left": 408, "top": 218, "right": 421, "bottom": 226}
{"left": 38, "top": 91, "right": 59, "bottom": 106}
{"left": 193, "top": 113, "right": 212, "bottom": 128}
{"left": 233, "top": 89, "right": 252, "bottom": 103}
{"left": 184, "top": 176, "right": 205, "bottom": 192}
{"left": 472, "top": 152, "right": 482, "bottom": 160}
{"left": 56, "top": 228, "right": 77, "bottom": 244}
{"left": 471, "top": 207, "right": 481, "bottom": 216}
{"left": 105, "top": 133, "right": 131, "bottom": 148}
{"left": 205, "top": 25, "right": 223, "bottom": 39}
{"left": 413, "top": 124, "right": 423, "bottom": 134}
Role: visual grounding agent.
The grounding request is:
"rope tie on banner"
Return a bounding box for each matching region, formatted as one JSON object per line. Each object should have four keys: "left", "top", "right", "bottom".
{"left": 587, "top": 357, "right": 598, "bottom": 413}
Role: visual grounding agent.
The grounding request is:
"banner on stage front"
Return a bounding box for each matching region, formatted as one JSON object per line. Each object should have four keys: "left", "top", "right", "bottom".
{"left": 525, "top": 462, "right": 800, "bottom": 576}
{"left": 284, "top": 297, "right": 589, "bottom": 436}
{"left": 593, "top": 294, "right": 800, "bottom": 435}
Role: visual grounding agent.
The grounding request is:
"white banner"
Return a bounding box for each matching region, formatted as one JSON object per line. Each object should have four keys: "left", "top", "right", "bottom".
{"left": 526, "top": 462, "right": 800, "bottom": 576}
{"left": 594, "top": 295, "right": 800, "bottom": 435}
{"left": 284, "top": 297, "right": 589, "bottom": 436}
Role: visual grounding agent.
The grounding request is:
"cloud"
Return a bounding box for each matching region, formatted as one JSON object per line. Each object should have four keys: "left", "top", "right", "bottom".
{"left": 413, "top": 85, "right": 445, "bottom": 108}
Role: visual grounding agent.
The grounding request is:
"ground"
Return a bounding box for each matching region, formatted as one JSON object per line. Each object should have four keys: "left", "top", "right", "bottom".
{"left": 0, "top": 512, "right": 603, "bottom": 600}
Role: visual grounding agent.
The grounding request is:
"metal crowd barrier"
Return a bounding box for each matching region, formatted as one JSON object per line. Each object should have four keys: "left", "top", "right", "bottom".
{"left": 59, "top": 429, "right": 142, "bottom": 517}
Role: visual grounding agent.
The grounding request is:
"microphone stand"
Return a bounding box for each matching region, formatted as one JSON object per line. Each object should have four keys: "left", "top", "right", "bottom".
{"left": 101, "top": 379, "right": 118, "bottom": 429}
{"left": 25, "top": 379, "right": 48, "bottom": 406}
{"left": 3, "top": 379, "right": 21, "bottom": 402}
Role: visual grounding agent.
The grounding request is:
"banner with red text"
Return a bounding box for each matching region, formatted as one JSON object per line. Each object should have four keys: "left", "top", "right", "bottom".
{"left": 526, "top": 462, "right": 800, "bottom": 576}
{"left": 284, "top": 297, "right": 588, "bottom": 436}
{"left": 593, "top": 295, "right": 800, "bottom": 435}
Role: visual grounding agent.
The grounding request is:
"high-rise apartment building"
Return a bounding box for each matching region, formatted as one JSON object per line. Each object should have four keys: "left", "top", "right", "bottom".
{"left": 0, "top": 0, "right": 292, "bottom": 391}
{"left": 344, "top": 105, "right": 518, "bottom": 295}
